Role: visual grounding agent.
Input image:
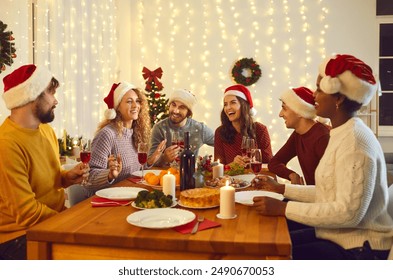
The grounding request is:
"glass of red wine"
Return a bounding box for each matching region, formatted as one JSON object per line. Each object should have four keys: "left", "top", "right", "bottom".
{"left": 250, "top": 149, "right": 262, "bottom": 175}
{"left": 137, "top": 142, "right": 148, "bottom": 182}
{"left": 171, "top": 130, "right": 182, "bottom": 168}
{"left": 241, "top": 137, "right": 255, "bottom": 168}
{"left": 80, "top": 139, "right": 91, "bottom": 186}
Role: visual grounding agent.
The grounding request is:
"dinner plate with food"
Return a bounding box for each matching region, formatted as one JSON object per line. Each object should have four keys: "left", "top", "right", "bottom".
{"left": 132, "top": 189, "right": 176, "bottom": 209}
{"left": 133, "top": 168, "right": 180, "bottom": 189}
{"left": 204, "top": 175, "right": 250, "bottom": 190}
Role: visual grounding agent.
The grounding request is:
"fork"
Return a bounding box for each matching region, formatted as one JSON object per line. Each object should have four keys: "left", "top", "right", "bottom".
{"left": 191, "top": 216, "right": 204, "bottom": 234}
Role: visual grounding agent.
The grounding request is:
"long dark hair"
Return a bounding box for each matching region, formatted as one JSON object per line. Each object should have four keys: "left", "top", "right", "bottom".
{"left": 219, "top": 96, "right": 256, "bottom": 143}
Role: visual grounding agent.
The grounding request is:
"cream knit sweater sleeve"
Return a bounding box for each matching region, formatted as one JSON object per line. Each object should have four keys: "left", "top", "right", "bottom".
{"left": 285, "top": 118, "right": 393, "bottom": 250}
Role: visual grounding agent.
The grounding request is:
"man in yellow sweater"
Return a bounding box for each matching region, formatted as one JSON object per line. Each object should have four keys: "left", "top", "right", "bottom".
{"left": 0, "top": 64, "right": 87, "bottom": 260}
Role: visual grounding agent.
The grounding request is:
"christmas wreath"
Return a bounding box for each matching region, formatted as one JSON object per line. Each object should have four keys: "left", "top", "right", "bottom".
{"left": 0, "top": 21, "right": 16, "bottom": 74}
{"left": 231, "top": 57, "right": 261, "bottom": 86}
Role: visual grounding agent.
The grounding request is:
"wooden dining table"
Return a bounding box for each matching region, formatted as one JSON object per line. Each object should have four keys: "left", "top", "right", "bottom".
{"left": 26, "top": 170, "right": 292, "bottom": 260}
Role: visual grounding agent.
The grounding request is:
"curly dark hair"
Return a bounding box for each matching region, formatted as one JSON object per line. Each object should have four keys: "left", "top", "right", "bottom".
{"left": 219, "top": 96, "right": 256, "bottom": 143}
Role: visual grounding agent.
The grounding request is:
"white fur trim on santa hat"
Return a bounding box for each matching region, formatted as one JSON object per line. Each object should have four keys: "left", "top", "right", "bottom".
{"left": 3, "top": 66, "right": 53, "bottom": 110}
{"left": 224, "top": 89, "right": 257, "bottom": 116}
{"left": 168, "top": 89, "right": 197, "bottom": 113}
{"left": 224, "top": 89, "right": 247, "bottom": 101}
{"left": 113, "top": 82, "right": 135, "bottom": 110}
{"left": 280, "top": 89, "right": 316, "bottom": 119}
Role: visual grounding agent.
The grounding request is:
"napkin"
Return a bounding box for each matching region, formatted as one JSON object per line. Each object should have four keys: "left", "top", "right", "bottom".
{"left": 173, "top": 217, "right": 221, "bottom": 234}
{"left": 127, "top": 177, "right": 142, "bottom": 184}
{"left": 91, "top": 196, "right": 132, "bottom": 207}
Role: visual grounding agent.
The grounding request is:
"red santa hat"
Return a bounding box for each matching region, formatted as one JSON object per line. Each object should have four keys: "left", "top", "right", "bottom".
{"left": 280, "top": 87, "right": 316, "bottom": 119}
{"left": 318, "top": 54, "right": 378, "bottom": 105}
{"left": 103, "top": 81, "right": 135, "bottom": 120}
{"left": 168, "top": 89, "right": 197, "bottom": 114}
{"left": 224, "top": 84, "right": 257, "bottom": 116}
{"left": 2, "top": 64, "right": 53, "bottom": 110}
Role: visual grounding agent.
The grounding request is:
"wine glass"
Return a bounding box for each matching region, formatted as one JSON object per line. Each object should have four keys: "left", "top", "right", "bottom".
{"left": 250, "top": 149, "right": 262, "bottom": 175}
{"left": 170, "top": 130, "right": 182, "bottom": 168}
{"left": 241, "top": 137, "right": 255, "bottom": 168}
{"left": 137, "top": 142, "right": 148, "bottom": 182}
{"left": 80, "top": 139, "right": 91, "bottom": 186}
{"left": 241, "top": 136, "right": 248, "bottom": 157}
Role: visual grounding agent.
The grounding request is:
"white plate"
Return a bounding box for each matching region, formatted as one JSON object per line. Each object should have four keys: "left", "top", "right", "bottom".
{"left": 132, "top": 170, "right": 162, "bottom": 177}
{"left": 235, "top": 190, "right": 284, "bottom": 206}
{"left": 131, "top": 200, "right": 178, "bottom": 210}
{"left": 178, "top": 200, "right": 219, "bottom": 209}
{"left": 205, "top": 175, "right": 250, "bottom": 190}
{"left": 232, "top": 174, "right": 256, "bottom": 185}
{"left": 95, "top": 187, "right": 147, "bottom": 201}
{"left": 126, "top": 208, "right": 195, "bottom": 229}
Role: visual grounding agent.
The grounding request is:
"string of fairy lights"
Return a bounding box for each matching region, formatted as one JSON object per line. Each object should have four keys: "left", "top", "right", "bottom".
{"left": 1, "top": 1, "right": 329, "bottom": 175}
{"left": 131, "top": 0, "right": 328, "bottom": 172}
{"left": 32, "top": 0, "right": 118, "bottom": 140}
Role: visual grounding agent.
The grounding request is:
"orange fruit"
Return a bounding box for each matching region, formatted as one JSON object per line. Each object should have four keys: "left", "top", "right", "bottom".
{"left": 146, "top": 174, "right": 160, "bottom": 185}
{"left": 159, "top": 170, "right": 168, "bottom": 178}
{"left": 175, "top": 173, "right": 180, "bottom": 185}
{"left": 144, "top": 172, "right": 154, "bottom": 180}
{"left": 168, "top": 167, "right": 179, "bottom": 175}
{"left": 160, "top": 175, "right": 165, "bottom": 186}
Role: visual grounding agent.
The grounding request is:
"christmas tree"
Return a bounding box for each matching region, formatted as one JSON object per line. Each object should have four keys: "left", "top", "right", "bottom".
{"left": 142, "top": 67, "right": 168, "bottom": 127}
{"left": 0, "top": 21, "right": 17, "bottom": 73}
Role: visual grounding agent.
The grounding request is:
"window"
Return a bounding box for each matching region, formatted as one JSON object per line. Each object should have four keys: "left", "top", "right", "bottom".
{"left": 378, "top": 5, "right": 393, "bottom": 136}
{"left": 377, "top": 0, "right": 393, "bottom": 16}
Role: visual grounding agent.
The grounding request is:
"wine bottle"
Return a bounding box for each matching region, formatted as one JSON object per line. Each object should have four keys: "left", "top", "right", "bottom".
{"left": 180, "top": 131, "right": 195, "bottom": 191}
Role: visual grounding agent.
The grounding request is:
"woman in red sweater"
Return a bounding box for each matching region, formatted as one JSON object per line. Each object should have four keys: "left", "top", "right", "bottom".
{"left": 214, "top": 84, "right": 272, "bottom": 166}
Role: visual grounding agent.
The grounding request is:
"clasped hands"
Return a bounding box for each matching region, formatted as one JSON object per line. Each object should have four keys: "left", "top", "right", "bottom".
{"left": 250, "top": 175, "right": 287, "bottom": 216}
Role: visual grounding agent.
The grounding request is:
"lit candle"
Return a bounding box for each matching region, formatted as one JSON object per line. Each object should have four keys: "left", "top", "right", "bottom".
{"left": 71, "top": 138, "right": 80, "bottom": 157}
{"left": 163, "top": 171, "right": 176, "bottom": 199}
{"left": 212, "top": 159, "right": 224, "bottom": 179}
{"left": 218, "top": 180, "right": 236, "bottom": 219}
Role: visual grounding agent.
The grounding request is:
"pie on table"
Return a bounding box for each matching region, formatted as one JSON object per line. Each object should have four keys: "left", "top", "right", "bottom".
{"left": 180, "top": 188, "right": 220, "bottom": 208}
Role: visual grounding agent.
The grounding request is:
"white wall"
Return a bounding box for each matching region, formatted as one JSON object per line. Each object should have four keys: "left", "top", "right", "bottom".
{"left": 2, "top": 0, "right": 391, "bottom": 164}
{"left": 0, "top": 0, "right": 30, "bottom": 121}
{"left": 117, "top": 0, "right": 388, "bottom": 172}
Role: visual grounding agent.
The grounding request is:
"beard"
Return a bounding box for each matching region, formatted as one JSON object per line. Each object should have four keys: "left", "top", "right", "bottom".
{"left": 34, "top": 99, "right": 55, "bottom": 123}
{"left": 169, "top": 112, "right": 187, "bottom": 125}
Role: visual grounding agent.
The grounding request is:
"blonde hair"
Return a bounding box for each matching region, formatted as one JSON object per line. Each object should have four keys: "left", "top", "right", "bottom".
{"left": 96, "top": 88, "right": 151, "bottom": 149}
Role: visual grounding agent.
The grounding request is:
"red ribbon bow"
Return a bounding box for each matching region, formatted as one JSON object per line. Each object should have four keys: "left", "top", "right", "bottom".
{"left": 142, "top": 67, "right": 164, "bottom": 91}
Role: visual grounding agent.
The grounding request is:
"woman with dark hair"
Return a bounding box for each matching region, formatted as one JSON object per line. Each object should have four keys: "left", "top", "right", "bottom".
{"left": 252, "top": 54, "right": 393, "bottom": 260}
{"left": 83, "top": 82, "right": 166, "bottom": 196}
{"left": 214, "top": 84, "right": 272, "bottom": 166}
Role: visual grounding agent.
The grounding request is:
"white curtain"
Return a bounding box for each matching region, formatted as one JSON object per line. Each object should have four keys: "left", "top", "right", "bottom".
{"left": 34, "top": 0, "right": 118, "bottom": 140}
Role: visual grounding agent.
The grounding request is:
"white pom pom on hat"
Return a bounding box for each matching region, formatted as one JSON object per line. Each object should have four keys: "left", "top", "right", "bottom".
{"left": 103, "top": 81, "right": 135, "bottom": 120}
{"left": 318, "top": 54, "right": 378, "bottom": 105}
{"left": 224, "top": 84, "right": 257, "bottom": 116}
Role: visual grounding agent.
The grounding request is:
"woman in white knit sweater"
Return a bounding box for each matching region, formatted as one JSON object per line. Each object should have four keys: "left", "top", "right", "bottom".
{"left": 252, "top": 54, "right": 393, "bottom": 260}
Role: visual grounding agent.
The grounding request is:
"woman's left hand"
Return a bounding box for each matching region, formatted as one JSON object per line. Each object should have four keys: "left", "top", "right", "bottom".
{"left": 108, "top": 154, "right": 122, "bottom": 180}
